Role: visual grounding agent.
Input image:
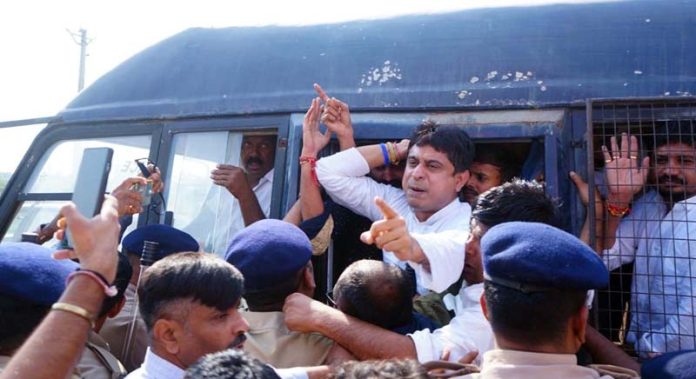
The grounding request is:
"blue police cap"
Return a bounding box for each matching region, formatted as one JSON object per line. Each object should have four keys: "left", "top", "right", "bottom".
{"left": 481, "top": 222, "right": 609, "bottom": 292}
{"left": 225, "top": 219, "right": 312, "bottom": 292}
{"left": 641, "top": 349, "right": 696, "bottom": 379}
{"left": 0, "top": 242, "right": 78, "bottom": 306}
{"left": 122, "top": 224, "right": 199, "bottom": 259}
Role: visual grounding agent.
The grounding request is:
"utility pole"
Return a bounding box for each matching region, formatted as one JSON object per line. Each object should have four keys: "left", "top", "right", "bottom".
{"left": 67, "top": 28, "right": 92, "bottom": 92}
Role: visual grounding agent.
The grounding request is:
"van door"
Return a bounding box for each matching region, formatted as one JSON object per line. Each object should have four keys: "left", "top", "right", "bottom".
{"left": 0, "top": 122, "right": 162, "bottom": 243}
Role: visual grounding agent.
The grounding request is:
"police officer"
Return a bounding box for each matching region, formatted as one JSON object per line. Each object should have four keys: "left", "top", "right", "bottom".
{"left": 99, "top": 224, "right": 199, "bottom": 372}
{"left": 466, "top": 222, "right": 639, "bottom": 379}
{"left": 0, "top": 242, "right": 125, "bottom": 378}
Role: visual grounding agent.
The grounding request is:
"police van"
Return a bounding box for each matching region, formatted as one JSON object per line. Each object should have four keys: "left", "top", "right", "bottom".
{"left": 1, "top": 0, "right": 695, "bottom": 356}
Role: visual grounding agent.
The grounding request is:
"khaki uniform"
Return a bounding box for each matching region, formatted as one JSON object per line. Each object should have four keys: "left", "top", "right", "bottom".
{"left": 99, "top": 283, "right": 148, "bottom": 372}
{"left": 461, "top": 349, "right": 637, "bottom": 379}
{"left": 242, "top": 311, "right": 333, "bottom": 368}
{"left": 75, "top": 330, "right": 127, "bottom": 379}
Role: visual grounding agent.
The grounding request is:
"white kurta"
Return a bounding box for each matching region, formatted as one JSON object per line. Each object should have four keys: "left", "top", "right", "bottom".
{"left": 316, "top": 148, "right": 471, "bottom": 294}
{"left": 409, "top": 283, "right": 493, "bottom": 366}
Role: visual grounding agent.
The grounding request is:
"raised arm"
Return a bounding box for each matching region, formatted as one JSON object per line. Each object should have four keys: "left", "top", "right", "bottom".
{"left": 314, "top": 83, "right": 355, "bottom": 151}
{"left": 211, "top": 164, "right": 266, "bottom": 226}
{"left": 569, "top": 171, "right": 605, "bottom": 253}
{"left": 602, "top": 134, "right": 650, "bottom": 248}
{"left": 1, "top": 196, "right": 121, "bottom": 379}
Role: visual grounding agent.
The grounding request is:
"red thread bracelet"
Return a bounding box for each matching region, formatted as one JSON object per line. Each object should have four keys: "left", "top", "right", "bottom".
{"left": 606, "top": 203, "right": 630, "bottom": 218}
{"left": 299, "top": 156, "right": 320, "bottom": 186}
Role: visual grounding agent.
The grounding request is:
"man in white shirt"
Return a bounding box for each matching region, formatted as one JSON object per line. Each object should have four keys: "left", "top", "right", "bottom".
{"left": 316, "top": 120, "right": 474, "bottom": 294}
{"left": 125, "top": 253, "right": 249, "bottom": 379}
{"left": 210, "top": 134, "right": 275, "bottom": 254}
{"left": 600, "top": 122, "right": 696, "bottom": 356}
{"left": 282, "top": 180, "right": 563, "bottom": 365}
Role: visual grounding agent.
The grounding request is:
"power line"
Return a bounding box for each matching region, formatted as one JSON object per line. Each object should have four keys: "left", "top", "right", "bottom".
{"left": 66, "top": 28, "right": 93, "bottom": 92}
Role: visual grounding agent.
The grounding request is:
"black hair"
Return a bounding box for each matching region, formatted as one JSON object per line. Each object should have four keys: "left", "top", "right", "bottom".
{"left": 243, "top": 266, "right": 306, "bottom": 312}
{"left": 473, "top": 148, "right": 522, "bottom": 183}
{"left": 473, "top": 179, "right": 562, "bottom": 229}
{"left": 184, "top": 349, "right": 280, "bottom": 379}
{"left": 330, "top": 359, "right": 428, "bottom": 379}
{"left": 333, "top": 260, "right": 412, "bottom": 330}
{"left": 653, "top": 119, "right": 696, "bottom": 150}
{"left": 409, "top": 120, "right": 475, "bottom": 173}
{"left": 138, "top": 253, "right": 243, "bottom": 331}
{"left": 98, "top": 252, "right": 133, "bottom": 318}
{"left": 0, "top": 298, "right": 50, "bottom": 355}
{"left": 483, "top": 281, "right": 586, "bottom": 346}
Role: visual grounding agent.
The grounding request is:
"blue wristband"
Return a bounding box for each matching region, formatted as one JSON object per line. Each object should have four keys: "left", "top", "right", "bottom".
{"left": 380, "top": 143, "right": 390, "bottom": 166}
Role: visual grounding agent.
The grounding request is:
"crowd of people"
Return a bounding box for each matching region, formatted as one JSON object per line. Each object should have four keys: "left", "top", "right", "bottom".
{"left": 0, "top": 84, "right": 695, "bottom": 379}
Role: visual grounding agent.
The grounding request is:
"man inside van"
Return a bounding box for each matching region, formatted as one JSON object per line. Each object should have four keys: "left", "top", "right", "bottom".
{"left": 209, "top": 134, "right": 276, "bottom": 253}
{"left": 316, "top": 118, "right": 474, "bottom": 294}
{"left": 461, "top": 148, "right": 520, "bottom": 206}
{"left": 600, "top": 121, "right": 696, "bottom": 356}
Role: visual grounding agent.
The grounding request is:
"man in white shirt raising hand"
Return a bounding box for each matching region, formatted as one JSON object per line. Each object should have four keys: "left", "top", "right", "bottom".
{"left": 316, "top": 117, "right": 474, "bottom": 294}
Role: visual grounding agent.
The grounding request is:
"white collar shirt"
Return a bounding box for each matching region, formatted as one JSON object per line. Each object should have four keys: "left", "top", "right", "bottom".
{"left": 210, "top": 168, "right": 274, "bottom": 255}
{"left": 317, "top": 148, "right": 470, "bottom": 294}
{"left": 603, "top": 190, "right": 696, "bottom": 355}
{"left": 125, "top": 348, "right": 185, "bottom": 379}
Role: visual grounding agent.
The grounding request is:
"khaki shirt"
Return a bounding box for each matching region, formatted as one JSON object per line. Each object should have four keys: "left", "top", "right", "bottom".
{"left": 242, "top": 311, "right": 333, "bottom": 368}
{"left": 99, "top": 283, "right": 148, "bottom": 372}
{"left": 462, "top": 349, "right": 617, "bottom": 379}
{"left": 75, "top": 330, "right": 127, "bottom": 379}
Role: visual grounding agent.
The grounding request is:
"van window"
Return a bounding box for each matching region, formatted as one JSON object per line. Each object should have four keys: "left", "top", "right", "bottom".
{"left": 25, "top": 136, "right": 151, "bottom": 193}
{"left": 3, "top": 201, "right": 64, "bottom": 243}
{"left": 166, "top": 130, "right": 277, "bottom": 256}
{"left": 2, "top": 135, "right": 151, "bottom": 243}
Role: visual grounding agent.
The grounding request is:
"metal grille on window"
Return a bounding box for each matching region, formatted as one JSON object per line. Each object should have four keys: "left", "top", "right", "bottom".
{"left": 586, "top": 98, "right": 696, "bottom": 358}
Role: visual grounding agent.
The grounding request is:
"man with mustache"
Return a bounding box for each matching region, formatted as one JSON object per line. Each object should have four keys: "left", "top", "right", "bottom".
{"left": 601, "top": 121, "right": 696, "bottom": 356}
{"left": 209, "top": 134, "right": 276, "bottom": 254}
{"left": 125, "top": 253, "right": 249, "bottom": 379}
{"left": 316, "top": 119, "right": 474, "bottom": 295}
{"left": 461, "top": 149, "right": 520, "bottom": 206}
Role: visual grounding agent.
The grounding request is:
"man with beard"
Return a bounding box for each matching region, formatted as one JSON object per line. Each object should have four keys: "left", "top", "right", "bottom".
{"left": 600, "top": 121, "right": 696, "bottom": 356}
{"left": 209, "top": 134, "right": 276, "bottom": 254}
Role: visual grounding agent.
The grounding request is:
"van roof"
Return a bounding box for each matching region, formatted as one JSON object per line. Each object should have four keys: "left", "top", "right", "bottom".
{"left": 60, "top": 0, "right": 696, "bottom": 123}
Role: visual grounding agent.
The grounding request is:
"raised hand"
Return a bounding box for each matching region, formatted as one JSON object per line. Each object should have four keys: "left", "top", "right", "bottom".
{"left": 302, "top": 97, "right": 332, "bottom": 157}
{"left": 146, "top": 164, "right": 164, "bottom": 194}
{"left": 211, "top": 164, "right": 251, "bottom": 199}
{"left": 602, "top": 133, "right": 650, "bottom": 205}
{"left": 360, "top": 197, "right": 423, "bottom": 263}
{"left": 53, "top": 195, "right": 121, "bottom": 282}
{"left": 111, "top": 177, "right": 147, "bottom": 216}
{"left": 314, "top": 83, "right": 354, "bottom": 142}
